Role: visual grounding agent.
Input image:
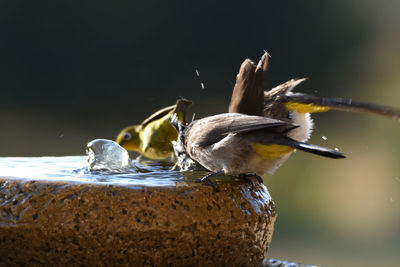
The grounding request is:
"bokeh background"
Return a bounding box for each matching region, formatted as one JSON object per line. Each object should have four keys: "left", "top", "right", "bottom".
{"left": 1, "top": 1, "right": 399, "bottom": 266}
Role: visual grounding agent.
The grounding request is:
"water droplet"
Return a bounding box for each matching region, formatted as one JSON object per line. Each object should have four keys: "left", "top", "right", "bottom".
{"left": 200, "top": 82, "right": 205, "bottom": 89}
{"left": 322, "top": 136, "right": 327, "bottom": 140}
{"left": 334, "top": 147, "right": 339, "bottom": 151}
{"left": 195, "top": 69, "right": 200, "bottom": 77}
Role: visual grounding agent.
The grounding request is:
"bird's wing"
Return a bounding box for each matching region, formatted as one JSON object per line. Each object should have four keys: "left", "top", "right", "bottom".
{"left": 283, "top": 93, "right": 400, "bottom": 120}
{"left": 264, "top": 78, "right": 307, "bottom": 98}
{"left": 140, "top": 104, "right": 176, "bottom": 127}
{"left": 188, "top": 113, "right": 297, "bottom": 147}
{"left": 228, "top": 53, "right": 269, "bottom": 116}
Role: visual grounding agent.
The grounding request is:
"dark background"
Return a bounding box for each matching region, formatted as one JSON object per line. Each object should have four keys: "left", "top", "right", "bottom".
{"left": 1, "top": 1, "right": 400, "bottom": 266}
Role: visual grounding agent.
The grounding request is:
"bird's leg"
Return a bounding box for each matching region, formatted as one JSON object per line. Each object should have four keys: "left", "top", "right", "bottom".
{"left": 238, "top": 173, "right": 263, "bottom": 190}
{"left": 200, "top": 170, "right": 224, "bottom": 191}
{"left": 242, "top": 173, "right": 263, "bottom": 184}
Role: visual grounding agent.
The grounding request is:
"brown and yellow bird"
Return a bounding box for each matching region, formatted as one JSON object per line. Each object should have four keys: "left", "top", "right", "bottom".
{"left": 230, "top": 52, "right": 399, "bottom": 147}
{"left": 116, "top": 98, "right": 192, "bottom": 159}
{"left": 172, "top": 52, "right": 400, "bottom": 184}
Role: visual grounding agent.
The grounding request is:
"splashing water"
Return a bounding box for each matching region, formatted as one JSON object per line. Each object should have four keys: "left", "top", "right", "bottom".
{"left": 86, "top": 139, "right": 133, "bottom": 172}
{"left": 0, "top": 139, "right": 213, "bottom": 187}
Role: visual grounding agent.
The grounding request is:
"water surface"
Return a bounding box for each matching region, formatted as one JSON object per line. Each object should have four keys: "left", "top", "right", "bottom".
{"left": 0, "top": 156, "right": 205, "bottom": 187}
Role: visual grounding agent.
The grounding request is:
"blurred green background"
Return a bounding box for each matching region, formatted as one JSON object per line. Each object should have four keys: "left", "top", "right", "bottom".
{"left": 1, "top": 1, "right": 399, "bottom": 266}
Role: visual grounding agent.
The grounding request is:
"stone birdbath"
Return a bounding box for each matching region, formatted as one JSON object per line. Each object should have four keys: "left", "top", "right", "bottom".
{"left": 0, "top": 140, "right": 278, "bottom": 266}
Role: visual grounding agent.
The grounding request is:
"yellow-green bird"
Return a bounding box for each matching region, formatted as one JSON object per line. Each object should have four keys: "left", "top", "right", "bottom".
{"left": 116, "top": 98, "right": 192, "bottom": 159}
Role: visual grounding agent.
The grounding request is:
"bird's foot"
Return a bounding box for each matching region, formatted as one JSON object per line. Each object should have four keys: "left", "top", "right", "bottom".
{"left": 199, "top": 170, "right": 224, "bottom": 192}
{"left": 238, "top": 173, "right": 263, "bottom": 190}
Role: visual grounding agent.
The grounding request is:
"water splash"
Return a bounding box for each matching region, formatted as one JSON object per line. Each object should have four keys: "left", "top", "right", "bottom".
{"left": 0, "top": 156, "right": 189, "bottom": 187}
{"left": 0, "top": 139, "right": 231, "bottom": 187}
{"left": 86, "top": 139, "right": 133, "bottom": 172}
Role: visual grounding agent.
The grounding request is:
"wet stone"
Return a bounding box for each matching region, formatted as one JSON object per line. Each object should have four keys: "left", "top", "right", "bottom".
{"left": 0, "top": 176, "right": 276, "bottom": 266}
{"left": 262, "top": 258, "right": 318, "bottom": 267}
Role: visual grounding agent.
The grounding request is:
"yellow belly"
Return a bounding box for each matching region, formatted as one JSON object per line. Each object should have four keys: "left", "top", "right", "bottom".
{"left": 251, "top": 144, "right": 294, "bottom": 160}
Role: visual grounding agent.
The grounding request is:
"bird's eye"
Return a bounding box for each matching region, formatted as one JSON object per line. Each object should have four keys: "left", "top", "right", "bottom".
{"left": 123, "top": 132, "right": 132, "bottom": 141}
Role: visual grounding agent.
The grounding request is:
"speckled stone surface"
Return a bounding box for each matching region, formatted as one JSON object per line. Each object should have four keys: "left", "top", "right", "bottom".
{"left": 0, "top": 177, "right": 276, "bottom": 266}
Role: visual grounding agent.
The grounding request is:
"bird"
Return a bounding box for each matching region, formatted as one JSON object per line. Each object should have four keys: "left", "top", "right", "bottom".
{"left": 116, "top": 98, "right": 192, "bottom": 160}
{"left": 170, "top": 112, "right": 344, "bottom": 186}
{"left": 172, "top": 52, "right": 400, "bottom": 185}
{"left": 230, "top": 52, "right": 400, "bottom": 146}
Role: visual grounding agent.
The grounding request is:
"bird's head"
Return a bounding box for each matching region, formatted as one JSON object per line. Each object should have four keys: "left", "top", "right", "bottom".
{"left": 116, "top": 125, "right": 142, "bottom": 152}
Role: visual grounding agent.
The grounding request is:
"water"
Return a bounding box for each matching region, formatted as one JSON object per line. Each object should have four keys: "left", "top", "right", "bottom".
{"left": 0, "top": 156, "right": 186, "bottom": 186}
{"left": 0, "top": 139, "right": 231, "bottom": 187}
{"left": 86, "top": 139, "right": 133, "bottom": 171}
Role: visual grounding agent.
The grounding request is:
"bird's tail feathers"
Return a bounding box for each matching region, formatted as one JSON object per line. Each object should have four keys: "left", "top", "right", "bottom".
{"left": 174, "top": 97, "right": 193, "bottom": 124}
{"left": 175, "top": 97, "right": 193, "bottom": 113}
{"left": 281, "top": 137, "right": 345, "bottom": 159}
{"left": 284, "top": 93, "right": 400, "bottom": 121}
